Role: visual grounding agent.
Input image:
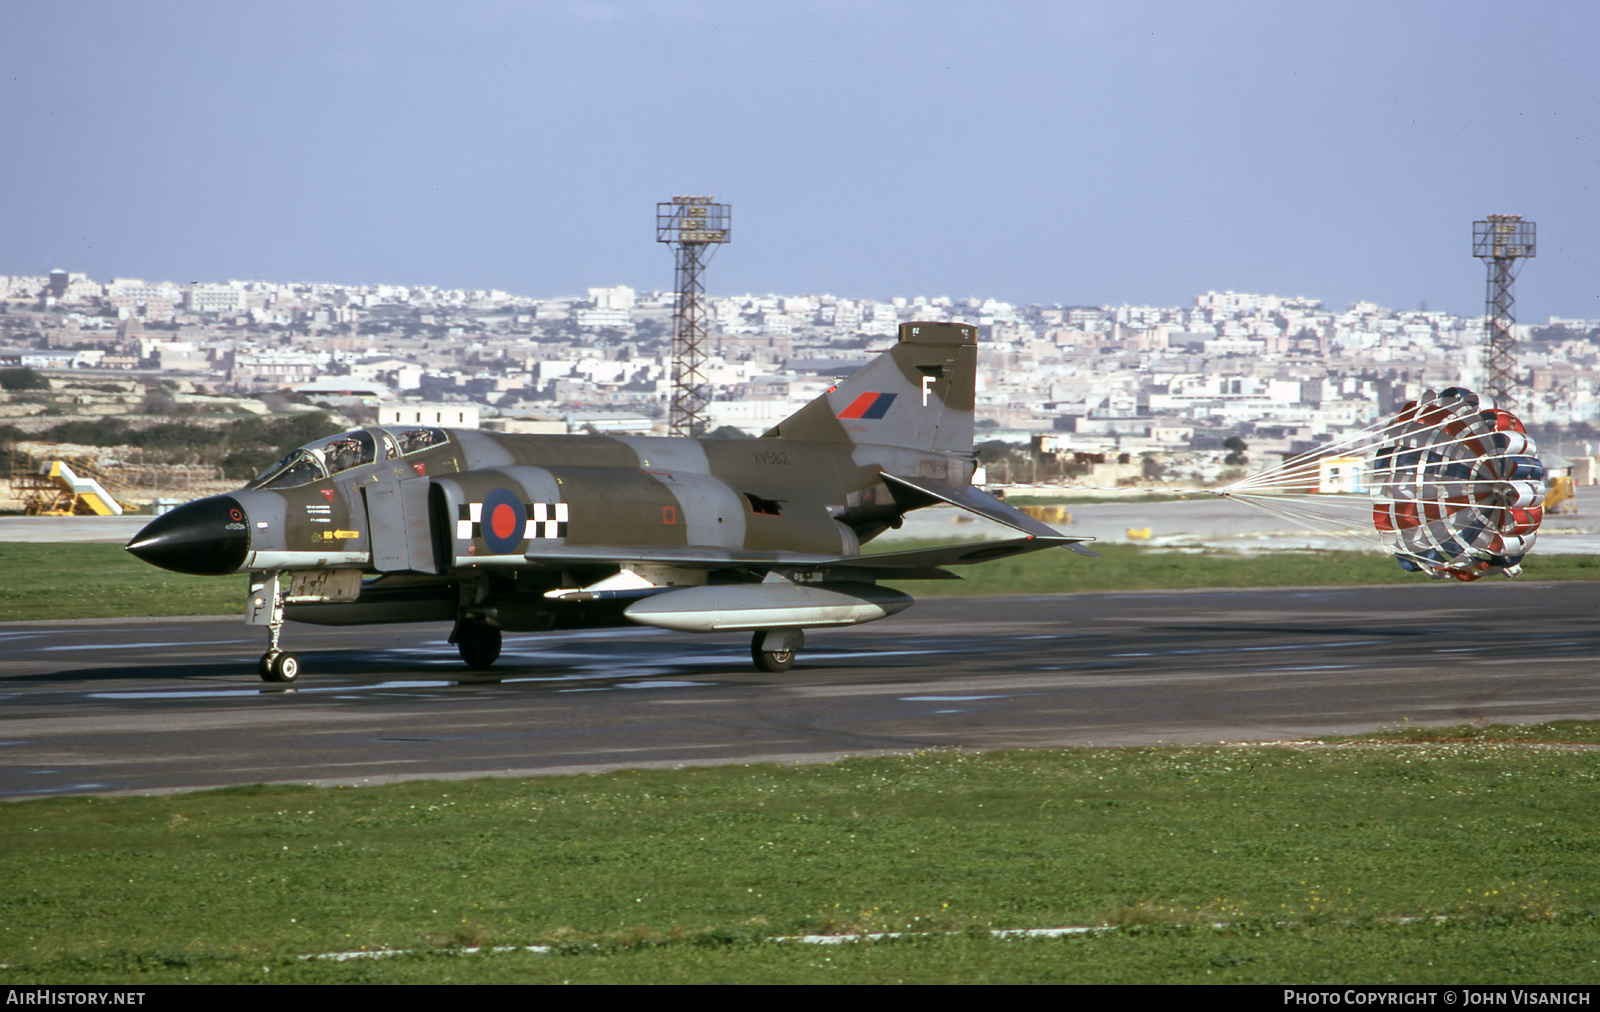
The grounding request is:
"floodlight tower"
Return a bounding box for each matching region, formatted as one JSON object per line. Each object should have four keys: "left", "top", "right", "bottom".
{"left": 657, "top": 196, "right": 731, "bottom": 436}
{"left": 1473, "top": 214, "right": 1536, "bottom": 405}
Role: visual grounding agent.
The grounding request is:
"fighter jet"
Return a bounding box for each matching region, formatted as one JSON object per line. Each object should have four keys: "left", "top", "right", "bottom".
{"left": 126, "top": 322, "right": 1093, "bottom": 682}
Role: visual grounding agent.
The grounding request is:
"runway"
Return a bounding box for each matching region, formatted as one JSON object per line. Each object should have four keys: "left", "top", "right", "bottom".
{"left": 3, "top": 581, "right": 1596, "bottom": 799}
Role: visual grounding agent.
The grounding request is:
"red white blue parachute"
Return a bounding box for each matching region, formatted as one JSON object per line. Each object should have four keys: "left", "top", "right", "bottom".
{"left": 1217, "top": 388, "right": 1546, "bottom": 580}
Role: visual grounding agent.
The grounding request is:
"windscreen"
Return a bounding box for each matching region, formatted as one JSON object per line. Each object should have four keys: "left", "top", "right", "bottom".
{"left": 246, "top": 429, "right": 380, "bottom": 490}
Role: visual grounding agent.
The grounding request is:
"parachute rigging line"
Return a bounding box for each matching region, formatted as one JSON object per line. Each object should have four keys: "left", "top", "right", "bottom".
{"left": 1213, "top": 387, "right": 1546, "bottom": 581}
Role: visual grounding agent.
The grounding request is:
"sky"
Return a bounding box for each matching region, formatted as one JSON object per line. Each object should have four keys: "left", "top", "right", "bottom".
{"left": 5, "top": 1, "right": 1598, "bottom": 320}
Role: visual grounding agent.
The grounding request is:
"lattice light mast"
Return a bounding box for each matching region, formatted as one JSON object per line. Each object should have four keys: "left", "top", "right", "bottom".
{"left": 657, "top": 196, "right": 731, "bottom": 436}
{"left": 1473, "top": 214, "right": 1536, "bottom": 405}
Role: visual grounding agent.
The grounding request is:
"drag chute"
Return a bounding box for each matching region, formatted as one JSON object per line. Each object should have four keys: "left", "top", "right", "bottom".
{"left": 1216, "top": 388, "right": 1545, "bottom": 580}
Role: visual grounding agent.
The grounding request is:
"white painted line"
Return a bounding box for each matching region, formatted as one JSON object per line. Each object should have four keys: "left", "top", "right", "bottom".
{"left": 41, "top": 639, "right": 253, "bottom": 652}
{"left": 89, "top": 680, "right": 457, "bottom": 700}
{"left": 300, "top": 925, "right": 1117, "bottom": 961}
{"left": 617, "top": 680, "right": 711, "bottom": 689}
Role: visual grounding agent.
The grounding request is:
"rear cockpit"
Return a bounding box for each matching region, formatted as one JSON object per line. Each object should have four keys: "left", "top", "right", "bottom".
{"left": 246, "top": 427, "right": 450, "bottom": 490}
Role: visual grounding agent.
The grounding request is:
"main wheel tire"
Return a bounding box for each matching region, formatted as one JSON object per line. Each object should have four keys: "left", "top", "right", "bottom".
{"left": 751, "top": 632, "right": 796, "bottom": 673}
{"left": 270, "top": 652, "right": 300, "bottom": 683}
{"left": 457, "top": 623, "right": 502, "bottom": 669}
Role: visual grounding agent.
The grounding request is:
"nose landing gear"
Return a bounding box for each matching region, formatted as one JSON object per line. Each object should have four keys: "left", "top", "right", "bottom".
{"left": 248, "top": 571, "right": 300, "bottom": 683}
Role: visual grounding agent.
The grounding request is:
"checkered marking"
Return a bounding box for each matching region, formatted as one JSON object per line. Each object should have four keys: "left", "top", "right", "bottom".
{"left": 456, "top": 501, "right": 569, "bottom": 541}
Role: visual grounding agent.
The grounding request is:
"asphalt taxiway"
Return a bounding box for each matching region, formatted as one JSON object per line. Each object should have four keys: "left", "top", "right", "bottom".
{"left": 3, "top": 581, "right": 1596, "bottom": 798}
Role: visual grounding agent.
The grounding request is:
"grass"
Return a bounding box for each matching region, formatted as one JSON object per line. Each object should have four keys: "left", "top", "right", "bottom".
{"left": 3, "top": 725, "right": 1600, "bottom": 983}
{"left": 1002, "top": 491, "right": 1198, "bottom": 505}
{"left": 4, "top": 542, "right": 1599, "bottom": 622}
{"left": 0, "top": 543, "right": 244, "bottom": 621}
{"left": 884, "top": 542, "right": 1600, "bottom": 597}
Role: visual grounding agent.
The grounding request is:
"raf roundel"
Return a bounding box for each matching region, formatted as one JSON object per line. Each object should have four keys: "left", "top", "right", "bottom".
{"left": 456, "top": 489, "right": 572, "bottom": 554}
{"left": 479, "top": 487, "right": 528, "bottom": 555}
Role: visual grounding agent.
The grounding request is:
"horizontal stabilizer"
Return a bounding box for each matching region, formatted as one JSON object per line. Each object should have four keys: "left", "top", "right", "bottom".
{"left": 847, "top": 535, "right": 1097, "bottom": 571}
{"left": 881, "top": 473, "right": 1064, "bottom": 539}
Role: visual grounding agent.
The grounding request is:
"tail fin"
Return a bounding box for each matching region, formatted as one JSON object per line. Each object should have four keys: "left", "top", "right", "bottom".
{"left": 762, "top": 321, "right": 976, "bottom": 452}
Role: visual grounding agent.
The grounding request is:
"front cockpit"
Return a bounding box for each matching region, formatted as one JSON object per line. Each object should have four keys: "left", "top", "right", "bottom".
{"left": 128, "top": 426, "right": 454, "bottom": 575}
{"left": 246, "top": 427, "right": 450, "bottom": 490}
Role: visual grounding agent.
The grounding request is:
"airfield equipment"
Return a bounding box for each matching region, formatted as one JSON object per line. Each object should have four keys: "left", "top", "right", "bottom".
{"left": 8, "top": 451, "right": 124, "bottom": 516}
{"left": 657, "top": 196, "right": 731, "bottom": 437}
{"left": 1473, "top": 215, "right": 1536, "bottom": 406}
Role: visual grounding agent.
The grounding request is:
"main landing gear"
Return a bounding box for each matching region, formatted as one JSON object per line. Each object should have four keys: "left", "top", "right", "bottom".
{"left": 452, "top": 618, "right": 502, "bottom": 670}
{"left": 752, "top": 628, "right": 803, "bottom": 673}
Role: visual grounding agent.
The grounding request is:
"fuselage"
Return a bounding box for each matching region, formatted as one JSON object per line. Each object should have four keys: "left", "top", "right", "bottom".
{"left": 127, "top": 424, "right": 972, "bottom": 581}
{"left": 119, "top": 322, "right": 1049, "bottom": 679}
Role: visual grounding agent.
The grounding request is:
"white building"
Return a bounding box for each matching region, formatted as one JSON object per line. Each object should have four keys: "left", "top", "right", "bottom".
{"left": 587, "top": 285, "right": 635, "bottom": 310}
{"left": 188, "top": 283, "right": 247, "bottom": 314}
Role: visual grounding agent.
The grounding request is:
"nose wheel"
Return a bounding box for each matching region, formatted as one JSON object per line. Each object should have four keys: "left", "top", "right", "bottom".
{"left": 260, "top": 651, "right": 300, "bottom": 683}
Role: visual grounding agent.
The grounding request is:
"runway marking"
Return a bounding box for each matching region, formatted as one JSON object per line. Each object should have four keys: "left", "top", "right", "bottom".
{"left": 38, "top": 638, "right": 254, "bottom": 652}
{"left": 1110, "top": 640, "right": 1379, "bottom": 658}
{"left": 298, "top": 924, "right": 1130, "bottom": 962}
{"left": 650, "top": 698, "right": 739, "bottom": 704}
{"left": 499, "top": 670, "right": 701, "bottom": 685}
{"left": 1264, "top": 665, "right": 1358, "bottom": 672}
{"left": 901, "top": 695, "right": 1015, "bottom": 702}
{"left": 618, "top": 680, "right": 711, "bottom": 689}
{"left": 88, "top": 680, "right": 457, "bottom": 700}
{"left": 0, "top": 783, "right": 110, "bottom": 797}
{"left": 558, "top": 741, "right": 808, "bottom": 756}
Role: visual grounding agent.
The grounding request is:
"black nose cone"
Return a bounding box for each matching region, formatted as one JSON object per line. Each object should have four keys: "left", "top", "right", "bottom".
{"left": 126, "top": 496, "right": 251, "bottom": 575}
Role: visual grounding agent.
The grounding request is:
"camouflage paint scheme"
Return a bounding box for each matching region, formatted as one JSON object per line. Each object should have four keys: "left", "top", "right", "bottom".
{"left": 127, "top": 322, "right": 1092, "bottom": 678}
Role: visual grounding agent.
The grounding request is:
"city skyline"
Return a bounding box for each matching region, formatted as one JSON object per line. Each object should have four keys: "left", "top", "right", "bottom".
{"left": 6, "top": 1, "right": 1598, "bottom": 321}
{"left": 7, "top": 268, "right": 1591, "bottom": 326}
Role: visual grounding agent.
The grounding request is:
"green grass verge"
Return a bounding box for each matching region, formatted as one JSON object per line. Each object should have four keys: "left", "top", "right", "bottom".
{"left": 4, "top": 542, "right": 1599, "bottom": 622}
{"left": 3, "top": 727, "right": 1599, "bottom": 983}
{"left": 1002, "top": 492, "right": 1198, "bottom": 505}
{"left": 884, "top": 542, "right": 1600, "bottom": 597}
{"left": 0, "top": 543, "right": 244, "bottom": 621}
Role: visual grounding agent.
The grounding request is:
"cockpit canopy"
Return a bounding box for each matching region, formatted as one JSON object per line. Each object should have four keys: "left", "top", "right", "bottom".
{"left": 247, "top": 427, "right": 449, "bottom": 490}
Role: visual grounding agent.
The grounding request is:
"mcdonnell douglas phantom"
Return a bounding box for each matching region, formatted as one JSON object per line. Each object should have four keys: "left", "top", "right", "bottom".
{"left": 126, "top": 322, "right": 1094, "bottom": 682}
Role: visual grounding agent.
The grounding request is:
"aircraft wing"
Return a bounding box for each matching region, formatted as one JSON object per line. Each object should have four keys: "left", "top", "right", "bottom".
{"left": 521, "top": 544, "right": 852, "bottom": 569}
{"left": 880, "top": 473, "right": 1068, "bottom": 539}
{"left": 521, "top": 534, "right": 1095, "bottom": 581}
